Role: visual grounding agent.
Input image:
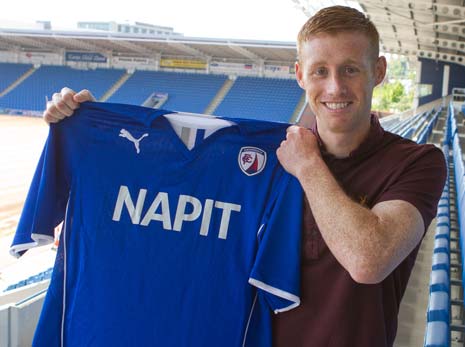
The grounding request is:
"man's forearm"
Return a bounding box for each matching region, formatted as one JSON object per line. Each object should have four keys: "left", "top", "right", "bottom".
{"left": 296, "top": 155, "right": 421, "bottom": 283}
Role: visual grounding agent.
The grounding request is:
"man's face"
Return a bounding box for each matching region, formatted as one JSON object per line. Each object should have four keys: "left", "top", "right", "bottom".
{"left": 296, "top": 31, "right": 386, "bottom": 138}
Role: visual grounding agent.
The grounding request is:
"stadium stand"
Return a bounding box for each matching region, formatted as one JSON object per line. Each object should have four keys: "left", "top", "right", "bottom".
{"left": 3, "top": 267, "right": 53, "bottom": 292}
{"left": 0, "top": 65, "right": 126, "bottom": 111}
{"left": 214, "top": 76, "right": 303, "bottom": 122}
{"left": 0, "top": 64, "right": 305, "bottom": 121}
{"left": 0, "top": 35, "right": 462, "bottom": 347}
{"left": 424, "top": 141, "right": 451, "bottom": 347}
{"left": 0, "top": 62, "right": 33, "bottom": 95}
{"left": 107, "top": 70, "right": 228, "bottom": 114}
{"left": 416, "top": 108, "right": 441, "bottom": 144}
{"left": 386, "top": 111, "right": 427, "bottom": 139}
{"left": 423, "top": 102, "right": 465, "bottom": 346}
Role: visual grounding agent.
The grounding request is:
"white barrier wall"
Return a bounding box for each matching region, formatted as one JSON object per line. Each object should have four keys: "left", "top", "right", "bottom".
{"left": 0, "top": 292, "right": 46, "bottom": 347}
{"left": 0, "top": 282, "right": 50, "bottom": 307}
{"left": 0, "top": 308, "right": 8, "bottom": 347}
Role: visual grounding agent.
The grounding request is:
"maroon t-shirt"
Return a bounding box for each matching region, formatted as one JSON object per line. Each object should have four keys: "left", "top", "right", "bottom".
{"left": 273, "top": 116, "right": 447, "bottom": 347}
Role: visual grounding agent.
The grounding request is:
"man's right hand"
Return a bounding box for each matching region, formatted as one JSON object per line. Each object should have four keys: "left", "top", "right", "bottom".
{"left": 43, "top": 87, "right": 96, "bottom": 123}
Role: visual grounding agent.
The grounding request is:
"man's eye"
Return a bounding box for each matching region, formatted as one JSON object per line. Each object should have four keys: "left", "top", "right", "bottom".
{"left": 314, "top": 68, "right": 327, "bottom": 76}
{"left": 345, "top": 66, "right": 358, "bottom": 74}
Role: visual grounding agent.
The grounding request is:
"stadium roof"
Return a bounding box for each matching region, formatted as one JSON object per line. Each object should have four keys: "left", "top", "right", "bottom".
{"left": 295, "top": 0, "right": 465, "bottom": 66}
{"left": 0, "top": 28, "right": 298, "bottom": 65}
{"left": 0, "top": 0, "right": 464, "bottom": 66}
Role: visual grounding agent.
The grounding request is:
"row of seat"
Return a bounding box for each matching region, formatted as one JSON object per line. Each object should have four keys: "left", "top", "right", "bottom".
{"left": 424, "top": 141, "right": 451, "bottom": 347}
{"left": 417, "top": 109, "right": 441, "bottom": 144}
{"left": 3, "top": 267, "right": 53, "bottom": 292}
{"left": 387, "top": 110, "right": 430, "bottom": 138}
{"left": 424, "top": 102, "right": 464, "bottom": 347}
{"left": 450, "top": 106, "right": 465, "bottom": 284}
{"left": 107, "top": 70, "right": 227, "bottom": 114}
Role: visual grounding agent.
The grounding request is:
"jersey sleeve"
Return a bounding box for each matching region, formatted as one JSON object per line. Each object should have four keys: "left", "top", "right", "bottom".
{"left": 376, "top": 145, "right": 447, "bottom": 231}
{"left": 10, "top": 124, "right": 72, "bottom": 257}
{"left": 248, "top": 172, "right": 303, "bottom": 314}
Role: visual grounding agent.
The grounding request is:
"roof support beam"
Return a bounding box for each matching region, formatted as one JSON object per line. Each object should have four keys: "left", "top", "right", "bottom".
{"left": 166, "top": 41, "right": 207, "bottom": 58}
{"left": 227, "top": 43, "right": 262, "bottom": 61}
{"left": 109, "top": 39, "right": 153, "bottom": 55}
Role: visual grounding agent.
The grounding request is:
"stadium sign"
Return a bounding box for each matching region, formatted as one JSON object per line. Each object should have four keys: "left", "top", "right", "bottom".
{"left": 210, "top": 61, "right": 258, "bottom": 75}
{"left": 65, "top": 52, "right": 108, "bottom": 63}
{"left": 265, "top": 65, "right": 290, "bottom": 73}
{"left": 112, "top": 56, "right": 156, "bottom": 69}
{"left": 160, "top": 59, "right": 206, "bottom": 69}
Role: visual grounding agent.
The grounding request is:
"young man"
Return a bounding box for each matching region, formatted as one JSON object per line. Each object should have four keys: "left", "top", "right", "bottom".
{"left": 43, "top": 6, "right": 446, "bottom": 346}
{"left": 273, "top": 6, "right": 446, "bottom": 347}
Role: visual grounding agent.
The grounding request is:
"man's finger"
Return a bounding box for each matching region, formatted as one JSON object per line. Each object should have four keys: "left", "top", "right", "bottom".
{"left": 55, "top": 101, "right": 75, "bottom": 117}
{"left": 74, "top": 89, "right": 96, "bottom": 103}
{"left": 286, "top": 125, "right": 301, "bottom": 133}
{"left": 51, "top": 92, "right": 63, "bottom": 104}
{"left": 60, "top": 87, "right": 76, "bottom": 97}
{"left": 43, "top": 109, "right": 61, "bottom": 123}
{"left": 51, "top": 93, "right": 74, "bottom": 117}
{"left": 61, "top": 87, "right": 79, "bottom": 110}
{"left": 46, "top": 100, "right": 67, "bottom": 118}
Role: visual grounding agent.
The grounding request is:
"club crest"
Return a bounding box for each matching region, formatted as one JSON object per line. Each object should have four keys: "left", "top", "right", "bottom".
{"left": 238, "top": 147, "right": 267, "bottom": 176}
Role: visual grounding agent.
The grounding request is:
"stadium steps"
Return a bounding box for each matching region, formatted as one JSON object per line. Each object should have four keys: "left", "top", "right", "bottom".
{"left": 204, "top": 77, "right": 235, "bottom": 115}
{"left": 394, "top": 113, "right": 450, "bottom": 347}
{"left": 395, "top": 219, "right": 437, "bottom": 347}
{"left": 0, "top": 66, "right": 36, "bottom": 98}
{"left": 99, "top": 70, "right": 133, "bottom": 102}
{"left": 289, "top": 93, "right": 306, "bottom": 124}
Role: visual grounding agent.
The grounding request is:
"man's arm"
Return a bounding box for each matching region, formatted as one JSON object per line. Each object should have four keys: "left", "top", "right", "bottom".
{"left": 277, "top": 126, "right": 425, "bottom": 284}
{"left": 43, "top": 87, "right": 95, "bottom": 123}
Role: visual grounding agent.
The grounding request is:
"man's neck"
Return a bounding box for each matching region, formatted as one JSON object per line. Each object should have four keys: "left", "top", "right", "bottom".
{"left": 318, "top": 121, "right": 371, "bottom": 159}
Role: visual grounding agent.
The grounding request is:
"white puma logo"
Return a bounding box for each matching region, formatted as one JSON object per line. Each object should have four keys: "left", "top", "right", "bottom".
{"left": 119, "top": 129, "right": 149, "bottom": 154}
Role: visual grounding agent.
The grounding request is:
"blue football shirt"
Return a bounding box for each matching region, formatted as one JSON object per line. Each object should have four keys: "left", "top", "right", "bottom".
{"left": 11, "top": 102, "right": 303, "bottom": 347}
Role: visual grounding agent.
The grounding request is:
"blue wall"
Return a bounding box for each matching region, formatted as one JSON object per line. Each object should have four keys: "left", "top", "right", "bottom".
{"left": 449, "top": 62, "right": 465, "bottom": 95}
{"left": 419, "top": 58, "right": 465, "bottom": 105}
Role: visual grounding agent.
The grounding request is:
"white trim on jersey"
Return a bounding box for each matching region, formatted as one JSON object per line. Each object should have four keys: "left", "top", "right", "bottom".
{"left": 164, "top": 112, "right": 235, "bottom": 147}
{"left": 9, "top": 235, "right": 55, "bottom": 258}
{"left": 61, "top": 199, "right": 70, "bottom": 347}
{"left": 242, "top": 293, "right": 258, "bottom": 347}
{"left": 273, "top": 301, "right": 301, "bottom": 314}
{"left": 257, "top": 224, "right": 265, "bottom": 237}
{"left": 248, "top": 278, "right": 300, "bottom": 313}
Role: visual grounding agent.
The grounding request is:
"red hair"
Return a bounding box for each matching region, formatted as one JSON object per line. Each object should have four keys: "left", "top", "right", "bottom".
{"left": 297, "top": 6, "right": 380, "bottom": 61}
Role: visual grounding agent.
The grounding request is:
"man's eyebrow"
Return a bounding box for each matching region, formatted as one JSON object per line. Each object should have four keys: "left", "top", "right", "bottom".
{"left": 307, "top": 59, "right": 362, "bottom": 67}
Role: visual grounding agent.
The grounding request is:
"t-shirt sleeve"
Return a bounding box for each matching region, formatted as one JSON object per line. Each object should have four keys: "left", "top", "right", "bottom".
{"left": 248, "top": 172, "right": 303, "bottom": 314}
{"left": 376, "top": 145, "right": 447, "bottom": 231}
{"left": 10, "top": 124, "right": 72, "bottom": 257}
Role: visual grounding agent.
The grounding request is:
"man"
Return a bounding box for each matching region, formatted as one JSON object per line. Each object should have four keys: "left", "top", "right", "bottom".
{"left": 44, "top": 6, "right": 446, "bottom": 346}
{"left": 273, "top": 6, "right": 446, "bottom": 347}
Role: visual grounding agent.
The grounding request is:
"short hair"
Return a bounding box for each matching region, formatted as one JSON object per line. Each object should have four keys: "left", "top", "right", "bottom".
{"left": 297, "top": 6, "right": 380, "bottom": 61}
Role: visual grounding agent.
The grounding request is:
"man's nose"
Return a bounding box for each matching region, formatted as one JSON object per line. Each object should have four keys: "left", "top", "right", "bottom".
{"left": 326, "top": 73, "right": 347, "bottom": 96}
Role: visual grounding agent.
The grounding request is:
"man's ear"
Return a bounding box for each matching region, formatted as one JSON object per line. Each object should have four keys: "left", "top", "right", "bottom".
{"left": 375, "top": 56, "right": 387, "bottom": 86}
{"left": 295, "top": 61, "right": 305, "bottom": 89}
